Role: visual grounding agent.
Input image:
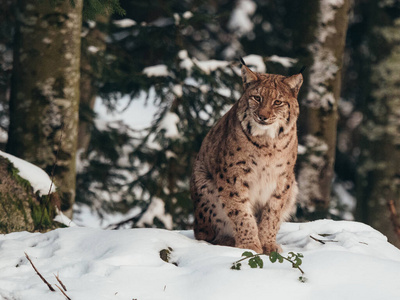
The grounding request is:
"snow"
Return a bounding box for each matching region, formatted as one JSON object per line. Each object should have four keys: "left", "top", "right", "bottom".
{"left": 178, "top": 51, "right": 232, "bottom": 75}
{"left": 53, "top": 209, "right": 77, "bottom": 227}
{"left": 73, "top": 203, "right": 142, "bottom": 229}
{"left": 297, "top": 135, "right": 329, "bottom": 208}
{"left": 0, "top": 127, "right": 7, "bottom": 143}
{"left": 242, "top": 54, "right": 266, "bottom": 73}
{"left": 136, "top": 197, "right": 173, "bottom": 229}
{"left": 94, "top": 93, "right": 158, "bottom": 130}
{"left": 195, "top": 60, "right": 230, "bottom": 75}
{"left": 0, "top": 150, "right": 56, "bottom": 196}
{"left": 143, "top": 64, "right": 170, "bottom": 77}
{"left": 178, "top": 50, "right": 232, "bottom": 75}
{"left": 228, "top": 0, "right": 257, "bottom": 37}
{"left": 172, "top": 84, "right": 183, "bottom": 97}
{"left": 113, "top": 18, "right": 137, "bottom": 28}
{"left": 179, "top": 51, "right": 194, "bottom": 71}
{"left": 87, "top": 46, "right": 99, "bottom": 54}
{"left": 331, "top": 182, "right": 356, "bottom": 220}
{"left": 173, "top": 13, "right": 180, "bottom": 25}
{"left": 182, "top": 11, "right": 193, "bottom": 19}
{"left": 159, "top": 112, "right": 180, "bottom": 139}
{"left": 1, "top": 220, "right": 400, "bottom": 299}
{"left": 268, "top": 55, "right": 298, "bottom": 68}
{"left": 297, "top": 144, "right": 307, "bottom": 155}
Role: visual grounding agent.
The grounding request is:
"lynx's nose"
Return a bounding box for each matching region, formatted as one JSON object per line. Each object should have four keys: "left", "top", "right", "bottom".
{"left": 258, "top": 115, "right": 268, "bottom": 122}
{"left": 257, "top": 110, "right": 270, "bottom": 122}
{"left": 257, "top": 107, "right": 271, "bottom": 122}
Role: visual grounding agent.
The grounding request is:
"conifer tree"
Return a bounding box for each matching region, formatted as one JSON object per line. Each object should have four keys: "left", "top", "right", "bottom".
{"left": 75, "top": 0, "right": 250, "bottom": 228}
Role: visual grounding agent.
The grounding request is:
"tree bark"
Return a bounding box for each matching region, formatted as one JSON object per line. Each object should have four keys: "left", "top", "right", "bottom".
{"left": 291, "top": 0, "right": 350, "bottom": 219}
{"left": 78, "top": 15, "right": 109, "bottom": 155}
{"left": 7, "top": 0, "right": 83, "bottom": 218}
{"left": 356, "top": 0, "right": 400, "bottom": 248}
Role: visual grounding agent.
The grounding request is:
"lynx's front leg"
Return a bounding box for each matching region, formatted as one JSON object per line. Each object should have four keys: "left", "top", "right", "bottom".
{"left": 258, "top": 181, "right": 297, "bottom": 254}
{"left": 219, "top": 187, "right": 262, "bottom": 253}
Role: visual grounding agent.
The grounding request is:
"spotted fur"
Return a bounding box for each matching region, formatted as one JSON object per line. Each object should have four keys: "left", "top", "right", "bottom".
{"left": 190, "top": 62, "right": 303, "bottom": 254}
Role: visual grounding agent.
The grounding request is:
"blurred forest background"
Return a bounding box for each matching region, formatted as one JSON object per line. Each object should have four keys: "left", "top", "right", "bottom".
{"left": 0, "top": 0, "right": 399, "bottom": 247}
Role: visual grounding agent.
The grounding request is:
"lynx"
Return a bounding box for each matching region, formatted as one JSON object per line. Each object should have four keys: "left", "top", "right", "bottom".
{"left": 190, "top": 59, "right": 303, "bottom": 254}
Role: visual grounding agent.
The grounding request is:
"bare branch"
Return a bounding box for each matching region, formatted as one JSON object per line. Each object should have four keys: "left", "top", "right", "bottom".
{"left": 24, "top": 252, "right": 55, "bottom": 292}
{"left": 388, "top": 200, "right": 400, "bottom": 242}
{"left": 55, "top": 284, "right": 71, "bottom": 300}
{"left": 310, "top": 235, "right": 337, "bottom": 244}
{"left": 54, "top": 272, "right": 67, "bottom": 291}
{"left": 310, "top": 235, "right": 325, "bottom": 244}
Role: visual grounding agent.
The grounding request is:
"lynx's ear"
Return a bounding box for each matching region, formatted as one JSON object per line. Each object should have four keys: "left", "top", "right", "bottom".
{"left": 240, "top": 58, "right": 259, "bottom": 89}
{"left": 283, "top": 73, "right": 303, "bottom": 97}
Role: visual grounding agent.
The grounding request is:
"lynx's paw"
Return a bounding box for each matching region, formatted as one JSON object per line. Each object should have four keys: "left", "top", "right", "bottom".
{"left": 236, "top": 241, "right": 263, "bottom": 254}
{"left": 262, "top": 242, "right": 282, "bottom": 254}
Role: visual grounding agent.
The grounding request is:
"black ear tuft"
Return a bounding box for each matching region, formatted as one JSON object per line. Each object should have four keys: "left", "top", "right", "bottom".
{"left": 239, "top": 57, "right": 246, "bottom": 66}
{"left": 299, "top": 66, "right": 306, "bottom": 74}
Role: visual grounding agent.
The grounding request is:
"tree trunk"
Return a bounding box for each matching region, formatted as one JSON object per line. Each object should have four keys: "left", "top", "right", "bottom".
{"left": 7, "top": 0, "right": 83, "bottom": 218}
{"left": 356, "top": 0, "right": 400, "bottom": 248}
{"left": 291, "top": 0, "right": 350, "bottom": 219}
{"left": 78, "top": 15, "right": 109, "bottom": 155}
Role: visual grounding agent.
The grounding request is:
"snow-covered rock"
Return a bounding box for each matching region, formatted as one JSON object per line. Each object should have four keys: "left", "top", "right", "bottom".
{"left": 0, "top": 150, "right": 55, "bottom": 196}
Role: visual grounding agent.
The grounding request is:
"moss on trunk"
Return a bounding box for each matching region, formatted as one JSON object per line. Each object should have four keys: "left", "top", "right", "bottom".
{"left": 0, "top": 156, "right": 60, "bottom": 233}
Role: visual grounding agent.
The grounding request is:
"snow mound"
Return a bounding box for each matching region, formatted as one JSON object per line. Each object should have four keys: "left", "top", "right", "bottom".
{"left": 0, "top": 220, "right": 399, "bottom": 299}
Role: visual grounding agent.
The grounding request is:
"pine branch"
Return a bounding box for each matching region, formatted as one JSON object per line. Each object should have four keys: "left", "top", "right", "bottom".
{"left": 24, "top": 252, "right": 55, "bottom": 292}
{"left": 106, "top": 200, "right": 151, "bottom": 229}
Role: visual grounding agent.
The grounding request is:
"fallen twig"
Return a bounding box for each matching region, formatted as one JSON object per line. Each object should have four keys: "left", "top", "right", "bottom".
{"left": 24, "top": 252, "right": 55, "bottom": 292}
{"left": 55, "top": 284, "right": 71, "bottom": 300}
{"left": 54, "top": 272, "right": 67, "bottom": 291}
{"left": 310, "top": 235, "right": 325, "bottom": 244}
{"left": 310, "top": 235, "right": 338, "bottom": 244}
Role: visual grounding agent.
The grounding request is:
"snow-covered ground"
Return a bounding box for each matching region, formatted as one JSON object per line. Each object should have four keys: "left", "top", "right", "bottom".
{"left": 0, "top": 220, "right": 399, "bottom": 300}
{"left": 1, "top": 96, "right": 400, "bottom": 300}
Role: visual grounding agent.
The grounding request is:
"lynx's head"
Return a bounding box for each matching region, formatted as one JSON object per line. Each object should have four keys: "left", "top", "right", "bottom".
{"left": 238, "top": 61, "right": 303, "bottom": 140}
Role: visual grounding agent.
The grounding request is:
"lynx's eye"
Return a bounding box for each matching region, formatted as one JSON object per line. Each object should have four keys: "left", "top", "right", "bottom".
{"left": 252, "top": 96, "right": 261, "bottom": 102}
{"left": 273, "top": 100, "right": 283, "bottom": 106}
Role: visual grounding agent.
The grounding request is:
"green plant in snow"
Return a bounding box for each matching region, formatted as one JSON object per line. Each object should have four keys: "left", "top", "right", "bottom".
{"left": 231, "top": 251, "right": 307, "bottom": 283}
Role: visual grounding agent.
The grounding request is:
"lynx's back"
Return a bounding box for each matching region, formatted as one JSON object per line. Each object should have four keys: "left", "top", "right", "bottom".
{"left": 190, "top": 61, "right": 303, "bottom": 254}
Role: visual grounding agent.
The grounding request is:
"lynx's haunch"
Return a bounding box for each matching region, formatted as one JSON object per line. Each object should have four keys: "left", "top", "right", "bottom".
{"left": 190, "top": 60, "right": 303, "bottom": 254}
